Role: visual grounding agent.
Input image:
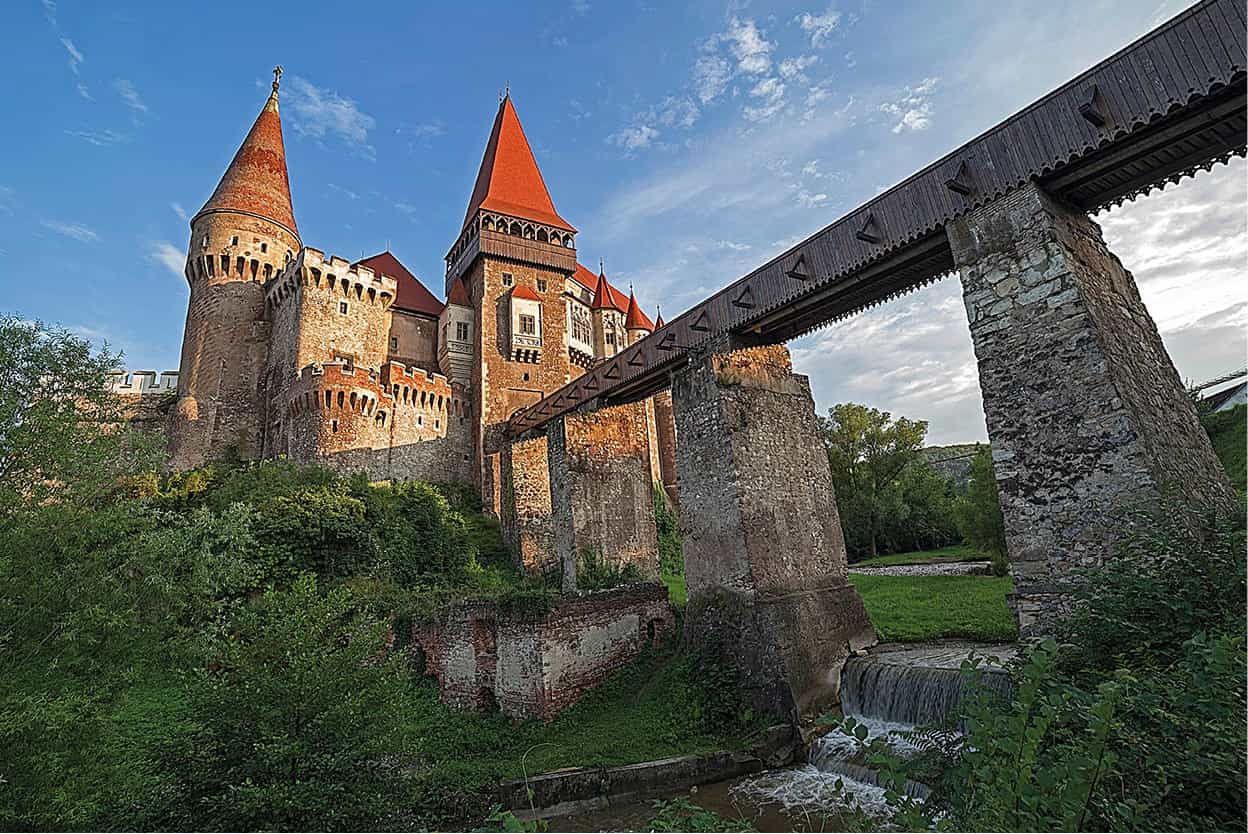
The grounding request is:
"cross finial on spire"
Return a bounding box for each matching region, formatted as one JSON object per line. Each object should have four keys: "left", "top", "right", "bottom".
{"left": 599, "top": 257, "right": 604, "bottom": 273}
{"left": 505, "top": 80, "right": 510, "bottom": 98}
{"left": 272, "top": 65, "right": 284, "bottom": 93}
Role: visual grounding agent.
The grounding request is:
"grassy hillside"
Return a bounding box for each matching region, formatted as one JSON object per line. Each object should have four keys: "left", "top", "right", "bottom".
{"left": 1203, "top": 404, "right": 1246, "bottom": 492}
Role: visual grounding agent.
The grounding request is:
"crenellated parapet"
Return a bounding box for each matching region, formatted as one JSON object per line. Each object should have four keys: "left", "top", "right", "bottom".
{"left": 266, "top": 247, "right": 397, "bottom": 312}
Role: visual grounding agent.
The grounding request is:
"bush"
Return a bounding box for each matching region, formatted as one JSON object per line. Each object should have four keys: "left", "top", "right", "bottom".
{"left": 655, "top": 484, "right": 684, "bottom": 577}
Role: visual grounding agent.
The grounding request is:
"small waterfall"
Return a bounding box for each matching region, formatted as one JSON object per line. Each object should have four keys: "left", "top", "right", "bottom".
{"left": 732, "top": 644, "right": 1014, "bottom": 819}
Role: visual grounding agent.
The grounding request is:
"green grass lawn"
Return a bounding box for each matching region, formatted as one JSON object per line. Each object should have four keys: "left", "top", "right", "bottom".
{"left": 850, "top": 573, "right": 1017, "bottom": 643}
{"left": 851, "top": 543, "right": 986, "bottom": 568}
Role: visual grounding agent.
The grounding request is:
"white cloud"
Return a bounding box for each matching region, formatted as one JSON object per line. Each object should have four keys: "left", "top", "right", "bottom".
{"left": 76, "top": 82, "right": 92, "bottom": 100}
{"left": 43, "top": 220, "right": 99, "bottom": 242}
{"left": 170, "top": 202, "right": 189, "bottom": 222}
{"left": 148, "top": 241, "right": 185, "bottom": 277}
{"left": 41, "top": 0, "right": 57, "bottom": 24}
{"left": 779, "top": 55, "right": 818, "bottom": 82}
{"left": 797, "top": 189, "right": 829, "bottom": 208}
{"left": 715, "top": 240, "right": 752, "bottom": 251}
{"left": 63, "top": 128, "right": 126, "bottom": 146}
{"left": 693, "top": 54, "right": 732, "bottom": 104}
{"left": 284, "top": 75, "right": 377, "bottom": 158}
{"left": 724, "top": 17, "right": 774, "bottom": 75}
{"left": 880, "top": 77, "right": 939, "bottom": 133}
{"left": 656, "top": 96, "right": 699, "bottom": 129}
{"left": 744, "top": 77, "right": 786, "bottom": 123}
{"left": 60, "top": 36, "right": 83, "bottom": 73}
{"left": 795, "top": 8, "right": 842, "bottom": 48}
{"left": 113, "top": 79, "right": 148, "bottom": 113}
{"left": 608, "top": 124, "right": 660, "bottom": 152}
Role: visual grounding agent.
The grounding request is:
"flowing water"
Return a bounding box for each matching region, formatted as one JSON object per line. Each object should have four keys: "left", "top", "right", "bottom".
{"left": 731, "top": 642, "right": 1014, "bottom": 822}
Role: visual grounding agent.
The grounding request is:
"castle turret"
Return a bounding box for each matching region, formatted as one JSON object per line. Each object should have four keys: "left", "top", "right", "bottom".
{"left": 590, "top": 265, "right": 625, "bottom": 357}
{"left": 169, "top": 68, "right": 301, "bottom": 469}
{"left": 623, "top": 287, "right": 654, "bottom": 346}
{"left": 439, "top": 276, "right": 474, "bottom": 383}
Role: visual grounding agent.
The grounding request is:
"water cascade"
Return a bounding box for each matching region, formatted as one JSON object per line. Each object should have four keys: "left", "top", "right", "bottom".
{"left": 731, "top": 643, "right": 1014, "bottom": 819}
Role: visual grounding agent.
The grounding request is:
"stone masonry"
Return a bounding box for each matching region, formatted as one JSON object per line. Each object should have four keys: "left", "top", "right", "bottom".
{"left": 547, "top": 401, "right": 659, "bottom": 592}
{"left": 499, "top": 434, "right": 556, "bottom": 575}
{"left": 948, "top": 182, "right": 1237, "bottom": 636}
{"left": 672, "top": 339, "right": 876, "bottom": 724}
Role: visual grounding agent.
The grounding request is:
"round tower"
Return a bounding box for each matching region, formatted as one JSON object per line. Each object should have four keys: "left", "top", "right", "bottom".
{"left": 169, "top": 68, "right": 301, "bottom": 469}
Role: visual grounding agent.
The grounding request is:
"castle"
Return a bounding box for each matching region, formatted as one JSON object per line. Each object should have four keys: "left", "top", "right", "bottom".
{"left": 163, "top": 69, "right": 678, "bottom": 515}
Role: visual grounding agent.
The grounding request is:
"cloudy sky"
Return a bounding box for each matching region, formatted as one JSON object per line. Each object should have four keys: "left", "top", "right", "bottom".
{"left": 2, "top": 0, "right": 1243, "bottom": 444}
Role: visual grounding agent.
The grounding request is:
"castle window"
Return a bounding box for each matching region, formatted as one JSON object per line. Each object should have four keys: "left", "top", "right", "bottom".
{"left": 537, "top": 279, "right": 547, "bottom": 293}
{"left": 331, "top": 419, "right": 339, "bottom": 433}
{"left": 201, "top": 235, "right": 208, "bottom": 249}
{"left": 260, "top": 242, "right": 267, "bottom": 253}
{"left": 456, "top": 321, "right": 469, "bottom": 341}
{"left": 435, "top": 419, "right": 440, "bottom": 429}
{"left": 501, "top": 272, "right": 513, "bottom": 287}
{"left": 606, "top": 332, "right": 617, "bottom": 347}
{"left": 339, "top": 301, "right": 349, "bottom": 315}
{"left": 519, "top": 315, "right": 536, "bottom": 335}
{"left": 390, "top": 336, "right": 398, "bottom": 351}
{"left": 522, "top": 372, "right": 530, "bottom": 382}
{"left": 417, "top": 415, "right": 423, "bottom": 426}
{"left": 231, "top": 236, "right": 239, "bottom": 246}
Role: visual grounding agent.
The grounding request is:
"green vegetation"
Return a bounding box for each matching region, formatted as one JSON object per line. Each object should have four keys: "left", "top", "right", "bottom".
{"left": 851, "top": 543, "right": 985, "bottom": 568}
{"left": 835, "top": 503, "right": 1246, "bottom": 831}
{"left": 849, "top": 574, "right": 1017, "bottom": 643}
{"left": 655, "top": 483, "right": 687, "bottom": 608}
{"left": 0, "top": 320, "right": 757, "bottom": 831}
{"left": 662, "top": 572, "right": 688, "bottom": 608}
{"left": 820, "top": 403, "right": 960, "bottom": 558}
{"left": 1202, "top": 403, "right": 1246, "bottom": 491}
{"left": 952, "top": 446, "right": 1009, "bottom": 576}
{"left": 645, "top": 797, "right": 756, "bottom": 832}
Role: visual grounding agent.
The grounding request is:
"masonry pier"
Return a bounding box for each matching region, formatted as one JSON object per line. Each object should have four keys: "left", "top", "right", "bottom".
{"left": 499, "top": 434, "right": 556, "bottom": 575}
{"left": 948, "top": 182, "right": 1238, "bottom": 636}
{"left": 547, "top": 402, "right": 660, "bottom": 592}
{"left": 671, "top": 339, "right": 876, "bottom": 723}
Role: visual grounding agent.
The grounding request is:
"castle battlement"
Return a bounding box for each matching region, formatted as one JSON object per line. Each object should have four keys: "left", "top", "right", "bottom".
{"left": 267, "top": 247, "right": 398, "bottom": 310}
{"left": 108, "top": 370, "right": 179, "bottom": 395}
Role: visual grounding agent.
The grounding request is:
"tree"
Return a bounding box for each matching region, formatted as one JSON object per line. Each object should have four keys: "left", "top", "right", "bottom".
{"left": 0, "top": 315, "right": 158, "bottom": 514}
{"left": 162, "top": 575, "right": 418, "bottom": 831}
{"left": 819, "top": 403, "right": 930, "bottom": 558}
{"left": 954, "top": 445, "right": 1008, "bottom": 574}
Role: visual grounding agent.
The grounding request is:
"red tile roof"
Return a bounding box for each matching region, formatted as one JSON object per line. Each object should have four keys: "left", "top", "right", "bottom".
{"left": 196, "top": 84, "right": 299, "bottom": 238}
{"left": 624, "top": 290, "right": 655, "bottom": 331}
{"left": 447, "top": 275, "right": 471, "bottom": 307}
{"left": 462, "top": 96, "right": 575, "bottom": 234}
{"left": 355, "top": 251, "right": 444, "bottom": 317}
{"left": 510, "top": 284, "right": 541, "bottom": 302}
{"left": 574, "top": 262, "right": 629, "bottom": 312}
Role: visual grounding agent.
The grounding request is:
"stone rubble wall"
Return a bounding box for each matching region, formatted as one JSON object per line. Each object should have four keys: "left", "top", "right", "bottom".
{"left": 499, "top": 434, "right": 556, "bottom": 575}
{"left": 948, "top": 182, "right": 1236, "bottom": 636}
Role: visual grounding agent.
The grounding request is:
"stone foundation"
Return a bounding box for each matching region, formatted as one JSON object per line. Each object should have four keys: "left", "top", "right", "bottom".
{"left": 948, "top": 182, "right": 1237, "bottom": 637}
{"left": 547, "top": 402, "right": 660, "bottom": 592}
{"left": 671, "top": 339, "right": 876, "bottom": 724}
{"left": 409, "top": 583, "right": 673, "bottom": 721}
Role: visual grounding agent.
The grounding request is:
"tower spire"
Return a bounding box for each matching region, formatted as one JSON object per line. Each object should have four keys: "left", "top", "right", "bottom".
{"left": 195, "top": 69, "right": 299, "bottom": 238}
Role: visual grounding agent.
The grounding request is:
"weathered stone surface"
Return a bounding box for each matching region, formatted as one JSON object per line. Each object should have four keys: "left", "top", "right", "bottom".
{"left": 500, "top": 434, "right": 556, "bottom": 574}
{"left": 948, "top": 182, "right": 1237, "bottom": 637}
{"left": 411, "top": 583, "right": 673, "bottom": 721}
{"left": 548, "top": 402, "right": 660, "bottom": 591}
{"left": 672, "top": 338, "right": 876, "bottom": 724}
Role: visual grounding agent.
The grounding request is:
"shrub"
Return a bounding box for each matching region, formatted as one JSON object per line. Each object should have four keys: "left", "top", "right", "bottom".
{"left": 655, "top": 484, "right": 684, "bottom": 577}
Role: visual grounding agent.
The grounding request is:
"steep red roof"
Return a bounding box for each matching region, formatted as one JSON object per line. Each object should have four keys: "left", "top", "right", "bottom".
{"left": 447, "top": 275, "right": 471, "bottom": 307}
{"left": 355, "top": 251, "right": 444, "bottom": 317}
{"left": 590, "top": 269, "right": 612, "bottom": 310}
{"left": 655, "top": 307, "right": 666, "bottom": 328}
{"left": 574, "top": 262, "right": 629, "bottom": 312}
{"left": 624, "top": 290, "right": 655, "bottom": 331}
{"left": 462, "top": 95, "right": 575, "bottom": 234}
{"left": 510, "top": 284, "right": 541, "bottom": 302}
{"left": 196, "top": 80, "right": 299, "bottom": 238}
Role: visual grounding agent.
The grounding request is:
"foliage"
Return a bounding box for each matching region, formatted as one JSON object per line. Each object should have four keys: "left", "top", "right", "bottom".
{"left": 646, "top": 797, "right": 756, "bottom": 832}
{"left": 841, "top": 505, "right": 1247, "bottom": 832}
{"left": 655, "top": 483, "right": 684, "bottom": 577}
{"left": 1201, "top": 403, "right": 1246, "bottom": 492}
{"left": 575, "top": 548, "right": 643, "bottom": 591}
{"left": 0, "top": 316, "right": 159, "bottom": 514}
{"left": 159, "top": 576, "right": 419, "bottom": 831}
{"left": 662, "top": 572, "right": 688, "bottom": 608}
{"left": 848, "top": 574, "right": 1018, "bottom": 643}
{"left": 820, "top": 403, "right": 959, "bottom": 558}
{"left": 953, "top": 446, "right": 1008, "bottom": 576}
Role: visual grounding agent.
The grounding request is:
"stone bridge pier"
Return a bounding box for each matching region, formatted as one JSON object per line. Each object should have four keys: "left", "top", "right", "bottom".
{"left": 671, "top": 337, "right": 876, "bottom": 725}
{"left": 499, "top": 434, "right": 556, "bottom": 576}
{"left": 949, "top": 182, "right": 1237, "bottom": 636}
{"left": 546, "top": 401, "right": 660, "bottom": 592}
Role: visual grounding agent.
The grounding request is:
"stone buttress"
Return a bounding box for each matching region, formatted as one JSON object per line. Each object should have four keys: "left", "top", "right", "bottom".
{"left": 671, "top": 339, "right": 876, "bottom": 724}
{"left": 948, "top": 182, "right": 1237, "bottom": 636}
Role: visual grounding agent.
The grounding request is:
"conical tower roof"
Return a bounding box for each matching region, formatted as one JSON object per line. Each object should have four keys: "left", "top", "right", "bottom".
{"left": 462, "top": 94, "right": 574, "bottom": 234}
{"left": 655, "top": 306, "right": 665, "bottom": 328}
{"left": 591, "top": 267, "right": 612, "bottom": 310}
{"left": 624, "top": 288, "right": 654, "bottom": 331}
{"left": 195, "top": 70, "right": 299, "bottom": 239}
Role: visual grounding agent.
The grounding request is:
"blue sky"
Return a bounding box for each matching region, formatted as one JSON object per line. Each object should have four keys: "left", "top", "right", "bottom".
{"left": 3, "top": 0, "right": 1244, "bottom": 443}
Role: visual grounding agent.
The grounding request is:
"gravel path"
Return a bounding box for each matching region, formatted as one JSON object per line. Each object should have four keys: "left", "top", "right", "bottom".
{"left": 849, "top": 561, "right": 993, "bottom": 577}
